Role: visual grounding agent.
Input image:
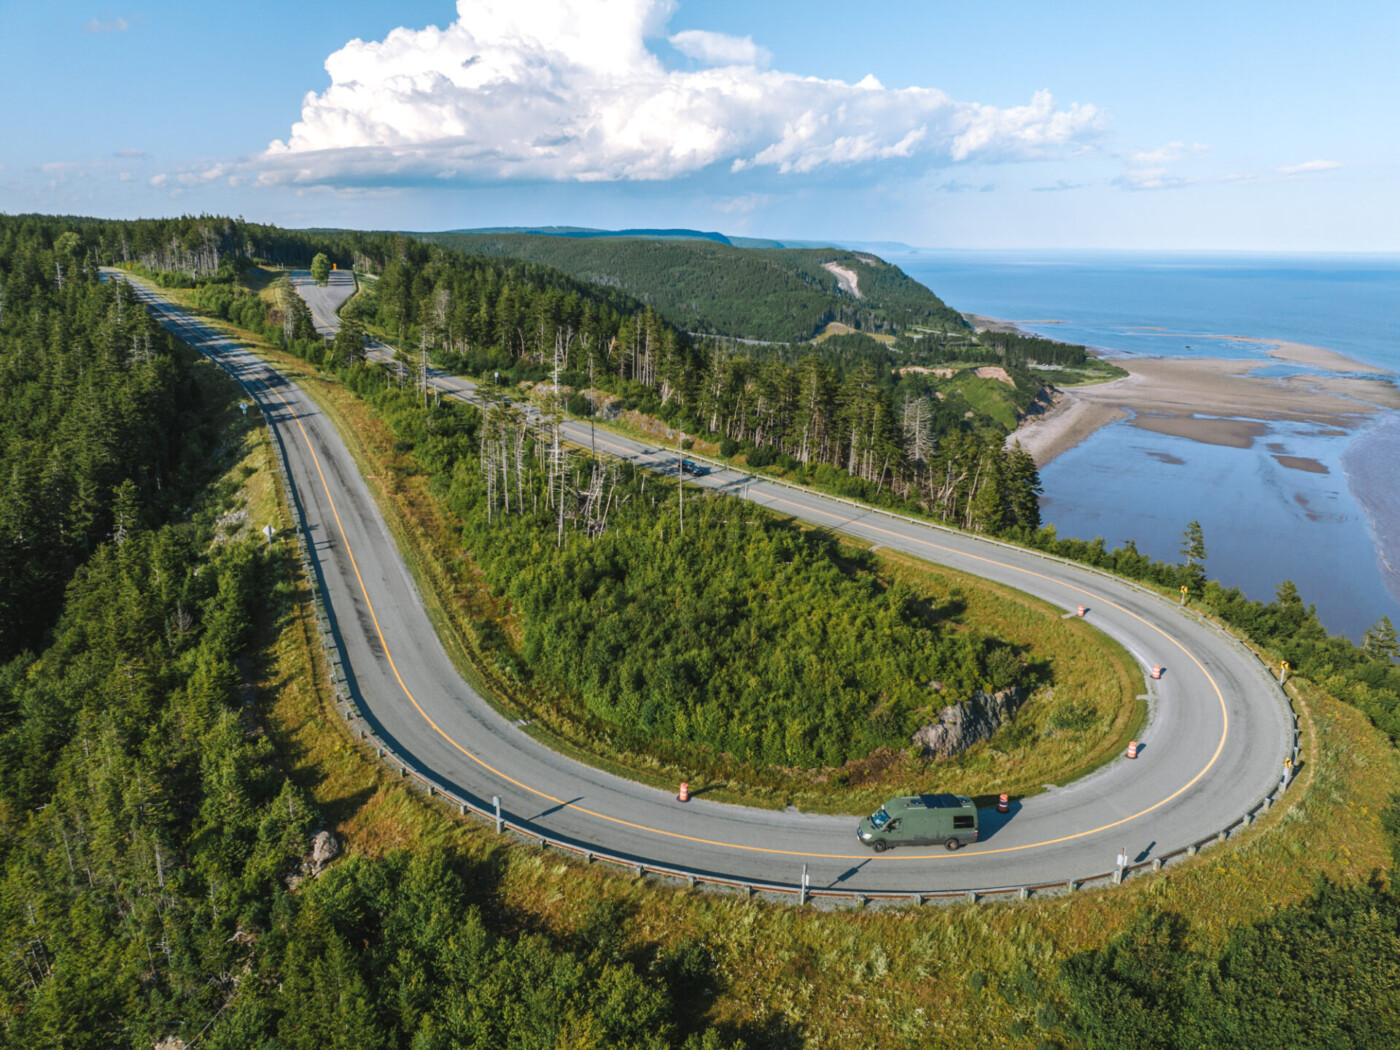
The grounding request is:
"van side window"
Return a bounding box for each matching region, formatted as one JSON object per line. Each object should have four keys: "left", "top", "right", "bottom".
{"left": 953, "top": 815, "right": 975, "bottom": 829}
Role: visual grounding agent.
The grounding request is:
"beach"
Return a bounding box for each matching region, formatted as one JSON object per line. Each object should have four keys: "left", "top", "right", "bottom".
{"left": 989, "top": 321, "right": 1400, "bottom": 638}
{"left": 923, "top": 253, "right": 1400, "bottom": 639}
{"left": 1010, "top": 347, "right": 1400, "bottom": 467}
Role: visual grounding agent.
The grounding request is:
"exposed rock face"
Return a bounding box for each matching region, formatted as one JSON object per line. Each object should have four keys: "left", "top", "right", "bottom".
{"left": 911, "top": 687, "right": 1024, "bottom": 760}
{"left": 308, "top": 830, "right": 340, "bottom": 875}
{"left": 286, "top": 830, "right": 341, "bottom": 890}
{"left": 154, "top": 1037, "right": 188, "bottom": 1050}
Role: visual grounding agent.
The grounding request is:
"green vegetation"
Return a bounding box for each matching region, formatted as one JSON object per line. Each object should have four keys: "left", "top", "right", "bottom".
{"left": 422, "top": 232, "right": 968, "bottom": 342}
{"left": 1032, "top": 523, "right": 1400, "bottom": 744}
{"left": 1056, "top": 878, "right": 1400, "bottom": 1048}
{"left": 453, "top": 432, "right": 1025, "bottom": 771}
{"left": 0, "top": 216, "right": 739, "bottom": 1049}
{"left": 342, "top": 237, "right": 1044, "bottom": 533}
{"left": 47, "top": 214, "right": 1051, "bottom": 532}
{"left": 309, "top": 251, "right": 331, "bottom": 284}
{"left": 0, "top": 215, "right": 241, "bottom": 660}
{"left": 7, "top": 214, "right": 1400, "bottom": 1048}
{"left": 176, "top": 290, "right": 1134, "bottom": 810}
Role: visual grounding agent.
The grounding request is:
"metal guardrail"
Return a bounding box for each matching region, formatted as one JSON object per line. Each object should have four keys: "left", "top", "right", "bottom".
{"left": 141, "top": 281, "right": 1304, "bottom": 906}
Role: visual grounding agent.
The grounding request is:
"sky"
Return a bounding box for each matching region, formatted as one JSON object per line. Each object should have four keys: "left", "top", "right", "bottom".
{"left": 3, "top": 0, "right": 1396, "bottom": 250}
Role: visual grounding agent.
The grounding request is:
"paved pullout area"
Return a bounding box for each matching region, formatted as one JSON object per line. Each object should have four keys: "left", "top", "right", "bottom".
{"left": 115, "top": 269, "right": 1295, "bottom": 895}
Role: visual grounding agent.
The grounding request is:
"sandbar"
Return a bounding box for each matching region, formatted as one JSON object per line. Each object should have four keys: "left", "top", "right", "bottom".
{"left": 1010, "top": 349, "right": 1400, "bottom": 466}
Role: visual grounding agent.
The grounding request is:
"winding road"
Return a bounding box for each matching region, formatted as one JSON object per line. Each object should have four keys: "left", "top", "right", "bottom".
{"left": 114, "top": 268, "right": 1295, "bottom": 895}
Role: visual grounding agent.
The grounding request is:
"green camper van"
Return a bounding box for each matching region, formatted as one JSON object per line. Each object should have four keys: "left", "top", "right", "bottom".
{"left": 857, "top": 794, "right": 979, "bottom": 852}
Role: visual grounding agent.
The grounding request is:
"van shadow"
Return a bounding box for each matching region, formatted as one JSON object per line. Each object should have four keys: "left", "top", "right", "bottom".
{"left": 830, "top": 860, "right": 870, "bottom": 885}
{"left": 971, "top": 795, "right": 1023, "bottom": 843}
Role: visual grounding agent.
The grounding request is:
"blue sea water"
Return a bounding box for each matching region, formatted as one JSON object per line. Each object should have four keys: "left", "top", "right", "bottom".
{"left": 892, "top": 251, "right": 1400, "bottom": 640}
{"left": 895, "top": 251, "right": 1400, "bottom": 371}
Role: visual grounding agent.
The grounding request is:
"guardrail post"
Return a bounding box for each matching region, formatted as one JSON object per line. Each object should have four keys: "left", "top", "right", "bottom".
{"left": 493, "top": 795, "right": 502, "bottom": 834}
{"left": 686, "top": 873, "right": 696, "bottom": 889}
{"left": 1217, "top": 830, "right": 1227, "bottom": 845}
{"left": 1188, "top": 844, "right": 1199, "bottom": 856}
{"left": 1066, "top": 880, "right": 1078, "bottom": 893}
{"left": 459, "top": 801, "right": 467, "bottom": 816}
{"left": 799, "top": 864, "right": 808, "bottom": 907}
{"left": 966, "top": 890, "right": 977, "bottom": 904}
{"left": 1152, "top": 858, "right": 1162, "bottom": 872}
{"left": 1019, "top": 887, "right": 1029, "bottom": 901}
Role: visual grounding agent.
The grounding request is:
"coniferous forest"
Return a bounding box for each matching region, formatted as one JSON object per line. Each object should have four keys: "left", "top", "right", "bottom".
{"left": 5, "top": 213, "right": 1400, "bottom": 1048}
{"left": 0, "top": 214, "right": 743, "bottom": 1048}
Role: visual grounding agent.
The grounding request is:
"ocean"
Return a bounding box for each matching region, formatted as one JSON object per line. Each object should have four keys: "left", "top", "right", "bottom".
{"left": 891, "top": 251, "right": 1400, "bottom": 641}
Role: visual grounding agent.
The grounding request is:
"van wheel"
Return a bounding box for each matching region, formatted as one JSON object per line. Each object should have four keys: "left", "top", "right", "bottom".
{"left": 872, "top": 840, "right": 888, "bottom": 853}
{"left": 945, "top": 838, "right": 960, "bottom": 851}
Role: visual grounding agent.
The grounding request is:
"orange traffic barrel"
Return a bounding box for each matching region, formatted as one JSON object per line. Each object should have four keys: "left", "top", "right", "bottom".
{"left": 678, "top": 781, "right": 690, "bottom": 802}
{"left": 1077, "top": 604, "right": 1086, "bottom": 616}
{"left": 1151, "top": 665, "right": 1162, "bottom": 679}
{"left": 1127, "top": 741, "right": 1139, "bottom": 759}
{"left": 997, "top": 793, "right": 1009, "bottom": 814}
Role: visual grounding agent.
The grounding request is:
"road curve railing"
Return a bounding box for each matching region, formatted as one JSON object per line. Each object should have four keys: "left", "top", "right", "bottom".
{"left": 120, "top": 271, "right": 1303, "bottom": 905}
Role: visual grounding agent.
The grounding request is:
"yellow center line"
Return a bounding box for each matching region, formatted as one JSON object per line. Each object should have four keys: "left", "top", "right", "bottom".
{"left": 184, "top": 300, "right": 1230, "bottom": 864}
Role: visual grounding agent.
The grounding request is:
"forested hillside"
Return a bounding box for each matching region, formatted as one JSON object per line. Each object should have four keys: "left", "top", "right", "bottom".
{"left": 343, "top": 236, "right": 1044, "bottom": 532}
{"left": 0, "top": 215, "right": 739, "bottom": 1049}
{"left": 421, "top": 231, "right": 968, "bottom": 342}
{"left": 35, "top": 214, "right": 1050, "bottom": 532}
{"left": 0, "top": 216, "right": 243, "bottom": 658}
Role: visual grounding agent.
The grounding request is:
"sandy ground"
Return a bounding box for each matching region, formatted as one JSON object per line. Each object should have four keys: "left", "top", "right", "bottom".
{"left": 822, "top": 261, "right": 864, "bottom": 299}
{"left": 1012, "top": 354, "right": 1400, "bottom": 465}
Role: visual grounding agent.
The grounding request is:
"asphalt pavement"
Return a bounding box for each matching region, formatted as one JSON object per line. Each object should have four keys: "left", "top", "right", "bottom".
{"left": 109, "top": 269, "right": 1296, "bottom": 894}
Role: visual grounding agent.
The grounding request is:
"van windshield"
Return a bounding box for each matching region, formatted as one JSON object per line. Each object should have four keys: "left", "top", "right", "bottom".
{"left": 870, "top": 807, "right": 892, "bottom": 829}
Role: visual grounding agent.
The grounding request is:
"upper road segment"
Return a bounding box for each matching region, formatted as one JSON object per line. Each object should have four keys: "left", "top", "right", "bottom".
{"left": 111, "top": 268, "right": 1296, "bottom": 894}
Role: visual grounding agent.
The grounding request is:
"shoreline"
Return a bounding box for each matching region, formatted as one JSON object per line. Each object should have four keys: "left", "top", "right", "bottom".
{"left": 1000, "top": 324, "right": 1400, "bottom": 466}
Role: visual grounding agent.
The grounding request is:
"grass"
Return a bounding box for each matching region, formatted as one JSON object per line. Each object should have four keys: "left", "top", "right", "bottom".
{"left": 937, "top": 374, "right": 1022, "bottom": 429}
{"left": 131, "top": 271, "right": 1149, "bottom": 814}
{"left": 179, "top": 286, "right": 1400, "bottom": 1046}
{"left": 248, "top": 480, "right": 1399, "bottom": 1047}
{"left": 873, "top": 549, "right": 1145, "bottom": 805}
{"left": 813, "top": 320, "right": 897, "bottom": 345}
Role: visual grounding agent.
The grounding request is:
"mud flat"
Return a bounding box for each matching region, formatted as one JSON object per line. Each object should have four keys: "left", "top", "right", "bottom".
{"left": 1013, "top": 354, "right": 1400, "bottom": 466}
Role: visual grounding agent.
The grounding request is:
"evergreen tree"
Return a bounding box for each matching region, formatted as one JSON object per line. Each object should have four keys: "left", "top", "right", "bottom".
{"left": 1179, "top": 520, "right": 1208, "bottom": 595}
{"left": 1364, "top": 615, "right": 1399, "bottom": 663}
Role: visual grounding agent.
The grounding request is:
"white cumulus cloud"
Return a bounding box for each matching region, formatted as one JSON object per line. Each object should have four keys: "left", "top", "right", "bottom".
{"left": 259, "top": 0, "right": 1102, "bottom": 186}
{"left": 669, "top": 29, "right": 770, "bottom": 67}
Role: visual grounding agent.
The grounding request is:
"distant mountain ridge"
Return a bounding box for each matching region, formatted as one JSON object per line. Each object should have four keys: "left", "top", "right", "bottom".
{"left": 441, "top": 225, "right": 870, "bottom": 251}
{"left": 422, "top": 230, "right": 956, "bottom": 343}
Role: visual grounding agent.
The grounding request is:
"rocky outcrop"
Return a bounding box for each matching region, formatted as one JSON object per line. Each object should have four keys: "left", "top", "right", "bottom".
{"left": 285, "top": 830, "right": 341, "bottom": 890}
{"left": 910, "top": 687, "right": 1024, "bottom": 760}
{"left": 308, "top": 830, "right": 340, "bottom": 873}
